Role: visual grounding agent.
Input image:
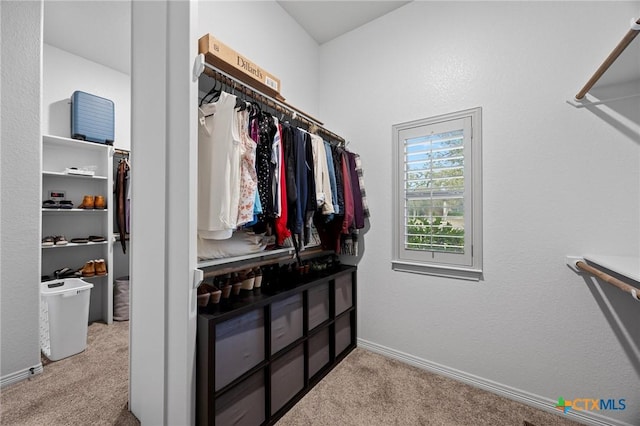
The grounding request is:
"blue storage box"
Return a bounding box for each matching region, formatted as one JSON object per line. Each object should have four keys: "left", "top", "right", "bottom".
{"left": 71, "top": 91, "right": 115, "bottom": 145}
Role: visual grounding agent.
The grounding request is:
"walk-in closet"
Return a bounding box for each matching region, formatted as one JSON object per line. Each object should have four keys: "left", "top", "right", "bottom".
{"left": 1, "top": 2, "right": 639, "bottom": 426}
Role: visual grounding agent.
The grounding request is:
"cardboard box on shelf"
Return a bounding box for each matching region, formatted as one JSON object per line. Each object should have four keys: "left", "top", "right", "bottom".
{"left": 198, "top": 34, "right": 284, "bottom": 101}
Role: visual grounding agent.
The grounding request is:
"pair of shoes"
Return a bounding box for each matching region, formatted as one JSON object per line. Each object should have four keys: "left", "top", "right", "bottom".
{"left": 70, "top": 235, "right": 106, "bottom": 244}
{"left": 42, "top": 236, "right": 67, "bottom": 246}
{"left": 81, "top": 259, "right": 107, "bottom": 277}
{"left": 197, "top": 283, "right": 222, "bottom": 307}
{"left": 42, "top": 200, "right": 74, "bottom": 209}
{"left": 53, "top": 267, "right": 76, "bottom": 279}
{"left": 78, "top": 195, "right": 106, "bottom": 209}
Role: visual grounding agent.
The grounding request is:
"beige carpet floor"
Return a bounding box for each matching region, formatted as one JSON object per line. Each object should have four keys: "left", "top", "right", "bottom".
{"left": 0, "top": 321, "right": 139, "bottom": 426}
{"left": 276, "top": 348, "right": 584, "bottom": 426}
{"left": 2, "top": 322, "right": 584, "bottom": 426}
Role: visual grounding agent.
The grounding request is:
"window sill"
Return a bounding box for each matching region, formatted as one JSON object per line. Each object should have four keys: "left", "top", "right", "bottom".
{"left": 392, "top": 260, "right": 482, "bottom": 281}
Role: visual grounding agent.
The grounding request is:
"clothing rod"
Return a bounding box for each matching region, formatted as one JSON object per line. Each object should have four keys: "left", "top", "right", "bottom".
{"left": 201, "top": 62, "right": 345, "bottom": 143}
{"left": 576, "top": 260, "right": 640, "bottom": 301}
{"left": 575, "top": 17, "right": 640, "bottom": 100}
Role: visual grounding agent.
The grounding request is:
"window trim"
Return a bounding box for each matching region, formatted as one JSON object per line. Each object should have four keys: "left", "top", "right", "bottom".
{"left": 392, "top": 107, "right": 483, "bottom": 281}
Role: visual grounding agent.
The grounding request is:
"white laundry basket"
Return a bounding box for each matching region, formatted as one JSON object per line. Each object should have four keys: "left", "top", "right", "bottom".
{"left": 40, "top": 278, "right": 93, "bottom": 361}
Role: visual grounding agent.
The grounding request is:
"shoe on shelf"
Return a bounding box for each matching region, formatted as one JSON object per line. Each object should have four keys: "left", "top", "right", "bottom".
{"left": 88, "top": 235, "right": 106, "bottom": 242}
{"left": 94, "top": 195, "right": 106, "bottom": 209}
{"left": 70, "top": 237, "right": 89, "bottom": 244}
{"left": 94, "top": 259, "right": 107, "bottom": 276}
{"left": 58, "top": 200, "right": 74, "bottom": 209}
{"left": 81, "top": 260, "right": 96, "bottom": 277}
{"left": 54, "top": 267, "right": 74, "bottom": 279}
{"left": 78, "top": 195, "right": 95, "bottom": 209}
{"left": 42, "top": 236, "right": 55, "bottom": 246}
{"left": 54, "top": 235, "right": 68, "bottom": 245}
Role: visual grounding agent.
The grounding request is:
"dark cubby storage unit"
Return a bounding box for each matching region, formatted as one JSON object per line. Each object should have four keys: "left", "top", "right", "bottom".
{"left": 197, "top": 265, "right": 357, "bottom": 426}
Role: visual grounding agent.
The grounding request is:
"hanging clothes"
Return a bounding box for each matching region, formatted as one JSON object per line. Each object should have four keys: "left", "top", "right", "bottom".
{"left": 354, "top": 153, "right": 370, "bottom": 220}
{"left": 310, "top": 134, "right": 334, "bottom": 216}
{"left": 236, "top": 108, "right": 258, "bottom": 226}
{"left": 274, "top": 122, "right": 291, "bottom": 245}
{"left": 282, "top": 123, "right": 298, "bottom": 234}
{"left": 340, "top": 150, "right": 355, "bottom": 235}
{"left": 271, "top": 118, "right": 282, "bottom": 218}
{"left": 255, "top": 112, "right": 277, "bottom": 219}
{"left": 346, "top": 151, "right": 365, "bottom": 230}
{"left": 331, "top": 145, "right": 345, "bottom": 215}
{"left": 115, "top": 157, "right": 130, "bottom": 253}
{"left": 198, "top": 91, "right": 241, "bottom": 240}
{"left": 324, "top": 140, "right": 339, "bottom": 216}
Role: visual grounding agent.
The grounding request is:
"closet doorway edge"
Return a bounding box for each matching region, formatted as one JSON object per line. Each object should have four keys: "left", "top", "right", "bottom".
{"left": 130, "top": 1, "right": 199, "bottom": 425}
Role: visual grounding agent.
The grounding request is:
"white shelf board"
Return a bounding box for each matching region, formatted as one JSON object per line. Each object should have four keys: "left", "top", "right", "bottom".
{"left": 43, "top": 170, "right": 107, "bottom": 180}
{"left": 42, "top": 241, "right": 108, "bottom": 249}
{"left": 583, "top": 255, "right": 640, "bottom": 283}
{"left": 42, "top": 208, "right": 108, "bottom": 213}
{"left": 43, "top": 134, "right": 111, "bottom": 151}
{"left": 197, "top": 247, "right": 294, "bottom": 269}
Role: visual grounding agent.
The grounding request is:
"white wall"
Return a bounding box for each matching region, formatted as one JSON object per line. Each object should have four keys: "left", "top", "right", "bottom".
{"left": 319, "top": 2, "right": 640, "bottom": 425}
{"left": 0, "top": 0, "right": 43, "bottom": 385}
{"left": 43, "top": 43, "right": 131, "bottom": 151}
{"left": 197, "top": 1, "right": 320, "bottom": 117}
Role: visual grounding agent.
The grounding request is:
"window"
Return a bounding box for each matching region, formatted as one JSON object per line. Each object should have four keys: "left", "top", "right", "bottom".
{"left": 392, "top": 107, "right": 482, "bottom": 280}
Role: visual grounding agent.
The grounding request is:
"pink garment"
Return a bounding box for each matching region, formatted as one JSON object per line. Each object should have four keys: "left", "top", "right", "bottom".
{"left": 341, "top": 151, "right": 355, "bottom": 234}
{"left": 236, "top": 109, "right": 258, "bottom": 226}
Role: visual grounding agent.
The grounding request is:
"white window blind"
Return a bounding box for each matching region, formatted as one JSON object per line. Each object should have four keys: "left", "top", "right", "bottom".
{"left": 392, "top": 108, "right": 482, "bottom": 280}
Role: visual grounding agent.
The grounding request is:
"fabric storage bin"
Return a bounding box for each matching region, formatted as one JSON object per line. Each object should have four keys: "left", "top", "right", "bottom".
{"left": 271, "top": 293, "right": 303, "bottom": 354}
{"left": 334, "top": 273, "right": 353, "bottom": 316}
{"left": 335, "top": 314, "right": 352, "bottom": 357}
{"left": 271, "top": 343, "right": 304, "bottom": 415}
{"left": 215, "top": 370, "right": 265, "bottom": 426}
{"left": 308, "top": 328, "right": 330, "bottom": 379}
{"left": 113, "top": 276, "right": 129, "bottom": 321}
{"left": 307, "top": 283, "right": 329, "bottom": 331}
{"left": 215, "top": 308, "right": 264, "bottom": 391}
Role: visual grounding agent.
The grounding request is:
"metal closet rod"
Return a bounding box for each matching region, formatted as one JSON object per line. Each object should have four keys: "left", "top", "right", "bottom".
{"left": 576, "top": 261, "right": 640, "bottom": 302}
{"left": 202, "top": 62, "right": 345, "bottom": 143}
{"left": 575, "top": 17, "right": 640, "bottom": 100}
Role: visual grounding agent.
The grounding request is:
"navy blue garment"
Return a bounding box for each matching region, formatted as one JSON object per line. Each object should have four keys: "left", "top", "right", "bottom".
{"left": 304, "top": 132, "right": 317, "bottom": 245}
{"left": 293, "top": 127, "right": 307, "bottom": 234}
{"left": 331, "top": 145, "right": 345, "bottom": 215}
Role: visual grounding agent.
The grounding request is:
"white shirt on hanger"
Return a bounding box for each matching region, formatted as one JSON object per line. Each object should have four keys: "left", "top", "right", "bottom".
{"left": 198, "top": 91, "right": 241, "bottom": 240}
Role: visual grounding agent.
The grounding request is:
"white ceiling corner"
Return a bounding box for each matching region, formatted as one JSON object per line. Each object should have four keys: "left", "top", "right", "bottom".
{"left": 277, "top": 1, "right": 411, "bottom": 44}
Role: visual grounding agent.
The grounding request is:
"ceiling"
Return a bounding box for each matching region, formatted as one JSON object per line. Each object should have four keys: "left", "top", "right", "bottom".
{"left": 43, "top": 1, "right": 639, "bottom": 89}
{"left": 43, "top": 1, "right": 410, "bottom": 75}
{"left": 276, "top": 1, "right": 410, "bottom": 44}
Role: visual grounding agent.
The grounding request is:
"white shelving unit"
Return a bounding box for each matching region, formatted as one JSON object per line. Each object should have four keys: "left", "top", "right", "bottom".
{"left": 41, "top": 134, "right": 114, "bottom": 324}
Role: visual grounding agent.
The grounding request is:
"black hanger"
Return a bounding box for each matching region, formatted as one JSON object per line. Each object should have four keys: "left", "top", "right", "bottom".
{"left": 199, "top": 80, "right": 221, "bottom": 107}
{"left": 235, "top": 97, "right": 248, "bottom": 111}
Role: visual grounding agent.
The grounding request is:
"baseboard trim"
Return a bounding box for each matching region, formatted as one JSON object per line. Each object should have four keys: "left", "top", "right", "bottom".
{"left": 357, "top": 339, "right": 631, "bottom": 426}
{"left": 1, "top": 363, "right": 43, "bottom": 388}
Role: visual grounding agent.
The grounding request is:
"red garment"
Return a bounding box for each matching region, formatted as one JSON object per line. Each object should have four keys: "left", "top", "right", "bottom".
{"left": 341, "top": 151, "right": 355, "bottom": 234}
{"left": 275, "top": 123, "right": 291, "bottom": 245}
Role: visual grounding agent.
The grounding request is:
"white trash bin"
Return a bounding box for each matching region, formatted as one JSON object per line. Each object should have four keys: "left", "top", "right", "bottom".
{"left": 40, "top": 278, "right": 93, "bottom": 361}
